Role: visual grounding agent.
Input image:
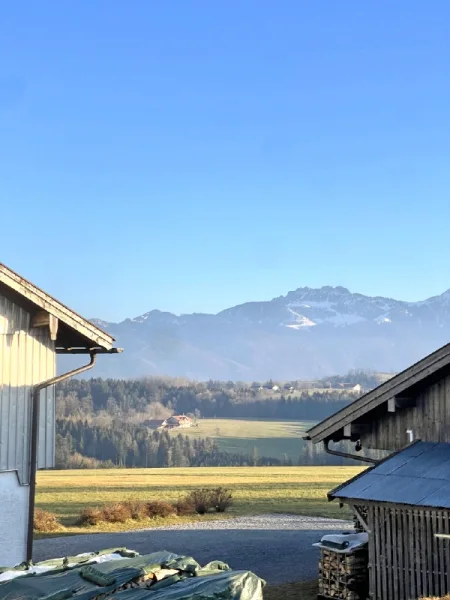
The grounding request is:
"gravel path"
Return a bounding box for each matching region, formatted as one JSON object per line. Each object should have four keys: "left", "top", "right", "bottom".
{"left": 34, "top": 515, "right": 352, "bottom": 584}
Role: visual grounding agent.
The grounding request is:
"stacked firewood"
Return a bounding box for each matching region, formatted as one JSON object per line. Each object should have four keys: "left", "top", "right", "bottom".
{"left": 318, "top": 547, "right": 368, "bottom": 600}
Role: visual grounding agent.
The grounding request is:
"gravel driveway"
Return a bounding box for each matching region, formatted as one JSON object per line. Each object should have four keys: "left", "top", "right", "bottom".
{"left": 34, "top": 515, "right": 352, "bottom": 584}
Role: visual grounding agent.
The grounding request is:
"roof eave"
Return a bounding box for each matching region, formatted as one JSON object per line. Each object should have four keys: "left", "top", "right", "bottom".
{"left": 306, "top": 343, "right": 450, "bottom": 444}
{"left": 0, "top": 264, "right": 115, "bottom": 350}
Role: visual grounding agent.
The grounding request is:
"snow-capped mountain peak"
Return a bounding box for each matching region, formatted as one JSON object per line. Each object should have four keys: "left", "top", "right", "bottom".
{"left": 84, "top": 285, "right": 450, "bottom": 381}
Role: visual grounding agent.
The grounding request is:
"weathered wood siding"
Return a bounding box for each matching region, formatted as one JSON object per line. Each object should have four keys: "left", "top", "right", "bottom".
{"left": 367, "top": 504, "right": 450, "bottom": 600}
{"left": 361, "top": 373, "right": 450, "bottom": 450}
{"left": 0, "top": 293, "right": 56, "bottom": 484}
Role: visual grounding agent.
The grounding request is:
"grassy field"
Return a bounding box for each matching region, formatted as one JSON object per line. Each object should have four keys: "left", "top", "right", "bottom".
{"left": 36, "top": 465, "right": 363, "bottom": 534}
{"left": 170, "top": 419, "right": 315, "bottom": 461}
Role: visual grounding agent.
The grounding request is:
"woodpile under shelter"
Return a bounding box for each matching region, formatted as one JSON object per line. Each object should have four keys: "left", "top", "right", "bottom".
{"left": 305, "top": 342, "right": 450, "bottom": 600}
{"left": 0, "top": 263, "right": 121, "bottom": 567}
{"left": 330, "top": 441, "right": 450, "bottom": 600}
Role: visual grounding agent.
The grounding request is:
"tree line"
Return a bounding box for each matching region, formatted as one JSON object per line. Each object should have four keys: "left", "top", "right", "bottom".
{"left": 56, "top": 420, "right": 291, "bottom": 469}
{"left": 56, "top": 376, "right": 357, "bottom": 422}
{"left": 54, "top": 375, "right": 375, "bottom": 468}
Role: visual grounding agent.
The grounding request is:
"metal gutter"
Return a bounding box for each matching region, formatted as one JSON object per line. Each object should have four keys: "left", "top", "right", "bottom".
{"left": 55, "top": 347, "right": 123, "bottom": 354}
{"left": 26, "top": 353, "right": 97, "bottom": 561}
{"left": 324, "top": 439, "right": 378, "bottom": 465}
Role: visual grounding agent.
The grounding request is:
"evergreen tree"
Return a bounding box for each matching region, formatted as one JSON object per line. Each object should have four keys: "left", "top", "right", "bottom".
{"left": 172, "top": 438, "right": 188, "bottom": 467}
{"left": 251, "top": 446, "right": 259, "bottom": 466}
{"left": 157, "top": 437, "right": 171, "bottom": 467}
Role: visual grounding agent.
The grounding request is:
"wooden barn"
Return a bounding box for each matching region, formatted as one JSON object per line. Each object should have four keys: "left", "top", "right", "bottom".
{"left": 306, "top": 342, "right": 450, "bottom": 600}
{"left": 0, "top": 263, "right": 120, "bottom": 566}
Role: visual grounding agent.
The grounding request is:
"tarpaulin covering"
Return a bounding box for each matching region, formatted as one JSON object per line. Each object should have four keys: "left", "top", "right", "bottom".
{"left": 0, "top": 548, "right": 139, "bottom": 583}
{"left": 313, "top": 531, "right": 369, "bottom": 554}
{"left": 0, "top": 549, "right": 265, "bottom": 600}
{"left": 114, "top": 570, "right": 265, "bottom": 600}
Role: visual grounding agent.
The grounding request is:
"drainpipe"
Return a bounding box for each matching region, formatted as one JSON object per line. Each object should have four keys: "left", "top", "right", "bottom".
{"left": 26, "top": 352, "right": 97, "bottom": 562}
{"left": 324, "top": 439, "right": 378, "bottom": 465}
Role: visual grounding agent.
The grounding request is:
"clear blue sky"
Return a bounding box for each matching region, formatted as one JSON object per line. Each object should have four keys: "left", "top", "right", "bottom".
{"left": 2, "top": 1, "right": 450, "bottom": 321}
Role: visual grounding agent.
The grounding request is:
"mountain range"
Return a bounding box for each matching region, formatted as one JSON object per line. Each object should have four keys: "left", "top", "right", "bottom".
{"left": 85, "top": 286, "right": 450, "bottom": 381}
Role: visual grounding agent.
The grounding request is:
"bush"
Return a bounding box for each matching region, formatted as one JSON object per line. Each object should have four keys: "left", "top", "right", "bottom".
{"left": 147, "top": 500, "right": 176, "bottom": 518}
{"left": 124, "top": 500, "right": 148, "bottom": 521}
{"left": 77, "top": 490, "right": 228, "bottom": 528}
{"left": 78, "top": 507, "right": 103, "bottom": 526}
{"left": 173, "top": 496, "right": 196, "bottom": 516}
{"left": 102, "top": 502, "right": 132, "bottom": 523}
{"left": 210, "top": 487, "right": 233, "bottom": 513}
{"left": 186, "top": 489, "right": 214, "bottom": 514}
{"left": 34, "top": 508, "right": 61, "bottom": 532}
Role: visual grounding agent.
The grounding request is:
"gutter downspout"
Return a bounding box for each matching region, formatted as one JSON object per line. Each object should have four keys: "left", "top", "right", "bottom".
{"left": 26, "top": 352, "right": 97, "bottom": 562}
{"left": 324, "top": 439, "right": 378, "bottom": 465}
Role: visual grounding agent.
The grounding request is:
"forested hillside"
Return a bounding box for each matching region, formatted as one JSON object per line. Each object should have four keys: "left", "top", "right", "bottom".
{"left": 55, "top": 375, "right": 376, "bottom": 468}
{"left": 56, "top": 376, "right": 359, "bottom": 421}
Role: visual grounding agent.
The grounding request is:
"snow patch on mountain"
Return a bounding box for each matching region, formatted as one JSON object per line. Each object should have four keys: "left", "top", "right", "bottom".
{"left": 289, "top": 300, "right": 334, "bottom": 310}
{"left": 132, "top": 310, "right": 180, "bottom": 324}
{"left": 83, "top": 284, "right": 450, "bottom": 381}
{"left": 320, "top": 313, "right": 367, "bottom": 327}
{"left": 286, "top": 307, "right": 316, "bottom": 329}
{"left": 132, "top": 313, "right": 151, "bottom": 323}
{"left": 287, "top": 298, "right": 367, "bottom": 328}
{"left": 90, "top": 318, "right": 111, "bottom": 329}
{"left": 375, "top": 315, "right": 392, "bottom": 324}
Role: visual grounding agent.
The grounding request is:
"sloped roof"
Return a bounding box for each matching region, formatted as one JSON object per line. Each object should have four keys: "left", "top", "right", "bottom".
{"left": 305, "top": 342, "right": 450, "bottom": 444}
{"left": 329, "top": 441, "right": 450, "bottom": 509}
{"left": 0, "top": 263, "right": 115, "bottom": 351}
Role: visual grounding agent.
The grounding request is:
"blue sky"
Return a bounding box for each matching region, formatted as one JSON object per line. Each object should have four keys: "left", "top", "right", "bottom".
{"left": 2, "top": 1, "right": 450, "bottom": 321}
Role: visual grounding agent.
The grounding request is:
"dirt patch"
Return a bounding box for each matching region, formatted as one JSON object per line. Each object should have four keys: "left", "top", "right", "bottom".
{"left": 264, "top": 580, "right": 318, "bottom": 600}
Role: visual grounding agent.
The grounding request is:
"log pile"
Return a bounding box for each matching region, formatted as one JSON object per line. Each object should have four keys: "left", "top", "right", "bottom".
{"left": 318, "top": 547, "right": 368, "bottom": 600}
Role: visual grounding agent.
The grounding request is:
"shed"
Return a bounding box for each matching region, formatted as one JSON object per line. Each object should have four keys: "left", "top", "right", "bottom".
{"left": 0, "top": 263, "right": 120, "bottom": 566}
{"left": 329, "top": 441, "right": 450, "bottom": 600}
{"left": 306, "top": 341, "right": 450, "bottom": 452}
{"left": 305, "top": 341, "right": 450, "bottom": 600}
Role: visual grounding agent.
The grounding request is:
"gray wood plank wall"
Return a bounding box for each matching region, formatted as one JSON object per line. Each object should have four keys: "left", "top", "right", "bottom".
{"left": 361, "top": 373, "right": 450, "bottom": 450}
{"left": 367, "top": 504, "right": 450, "bottom": 600}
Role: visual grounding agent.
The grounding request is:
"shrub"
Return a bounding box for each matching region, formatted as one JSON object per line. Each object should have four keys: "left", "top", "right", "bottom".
{"left": 186, "top": 489, "right": 214, "bottom": 514}
{"left": 78, "top": 507, "right": 103, "bottom": 526}
{"left": 147, "top": 500, "right": 176, "bottom": 518}
{"left": 124, "top": 500, "right": 148, "bottom": 521}
{"left": 102, "top": 502, "right": 132, "bottom": 523}
{"left": 210, "top": 487, "right": 233, "bottom": 513}
{"left": 34, "top": 508, "right": 61, "bottom": 532}
{"left": 173, "top": 496, "right": 196, "bottom": 516}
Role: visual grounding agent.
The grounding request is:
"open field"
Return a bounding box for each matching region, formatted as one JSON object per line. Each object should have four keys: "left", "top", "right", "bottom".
{"left": 169, "top": 419, "right": 316, "bottom": 460}
{"left": 36, "top": 465, "right": 363, "bottom": 534}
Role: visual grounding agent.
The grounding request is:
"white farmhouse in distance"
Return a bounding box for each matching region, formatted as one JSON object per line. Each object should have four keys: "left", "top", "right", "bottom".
{"left": 0, "top": 264, "right": 120, "bottom": 566}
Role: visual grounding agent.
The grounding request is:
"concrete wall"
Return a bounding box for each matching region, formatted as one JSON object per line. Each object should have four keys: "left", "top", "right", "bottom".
{"left": 0, "top": 471, "right": 29, "bottom": 566}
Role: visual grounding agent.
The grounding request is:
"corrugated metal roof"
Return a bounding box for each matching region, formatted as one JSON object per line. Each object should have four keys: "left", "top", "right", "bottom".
{"left": 330, "top": 441, "right": 450, "bottom": 509}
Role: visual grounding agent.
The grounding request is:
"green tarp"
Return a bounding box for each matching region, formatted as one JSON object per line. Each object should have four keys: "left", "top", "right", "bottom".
{"left": 0, "top": 550, "right": 265, "bottom": 600}
{"left": 0, "top": 548, "right": 140, "bottom": 582}
{"left": 114, "top": 570, "right": 264, "bottom": 600}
